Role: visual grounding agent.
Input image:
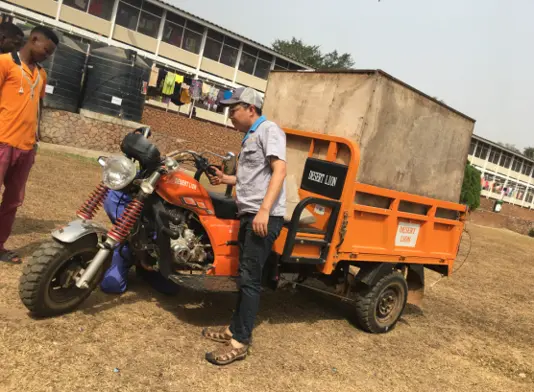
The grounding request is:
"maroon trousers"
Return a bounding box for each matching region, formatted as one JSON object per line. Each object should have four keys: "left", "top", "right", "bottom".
{"left": 0, "top": 143, "right": 35, "bottom": 251}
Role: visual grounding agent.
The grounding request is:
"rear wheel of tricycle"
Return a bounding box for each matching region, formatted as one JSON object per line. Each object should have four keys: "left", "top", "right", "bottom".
{"left": 353, "top": 270, "right": 408, "bottom": 333}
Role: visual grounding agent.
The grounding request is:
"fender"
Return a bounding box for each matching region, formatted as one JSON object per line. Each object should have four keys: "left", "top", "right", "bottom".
{"left": 52, "top": 219, "right": 108, "bottom": 244}
{"left": 355, "top": 263, "right": 395, "bottom": 287}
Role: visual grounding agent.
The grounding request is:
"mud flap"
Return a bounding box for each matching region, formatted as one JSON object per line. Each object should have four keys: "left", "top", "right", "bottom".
{"left": 406, "top": 264, "right": 425, "bottom": 308}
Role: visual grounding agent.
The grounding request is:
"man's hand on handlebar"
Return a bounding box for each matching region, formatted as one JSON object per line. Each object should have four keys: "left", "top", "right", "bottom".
{"left": 207, "top": 167, "right": 237, "bottom": 186}
{"left": 207, "top": 167, "right": 224, "bottom": 186}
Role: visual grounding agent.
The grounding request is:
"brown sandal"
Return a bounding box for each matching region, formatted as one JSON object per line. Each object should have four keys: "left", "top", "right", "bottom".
{"left": 205, "top": 342, "right": 249, "bottom": 366}
{"left": 201, "top": 326, "right": 232, "bottom": 343}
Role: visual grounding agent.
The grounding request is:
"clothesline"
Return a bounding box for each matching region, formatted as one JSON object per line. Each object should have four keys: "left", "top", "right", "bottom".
{"left": 147, "top": 63, "right": 234, "bottom": 116}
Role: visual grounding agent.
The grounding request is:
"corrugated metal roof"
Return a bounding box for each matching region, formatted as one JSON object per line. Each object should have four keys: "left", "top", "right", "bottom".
{"left": 153, "top": 0, "right": 313, "bottom": 69}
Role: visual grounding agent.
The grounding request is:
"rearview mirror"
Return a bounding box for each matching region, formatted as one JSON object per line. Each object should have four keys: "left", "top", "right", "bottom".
{"left": 222, "top": 152, "right": 237, "bottom": 175}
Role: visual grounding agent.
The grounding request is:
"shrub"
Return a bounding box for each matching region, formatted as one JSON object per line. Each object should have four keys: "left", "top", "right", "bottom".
{"left": 460, "top": 162, "right": 482, "bottom": 212}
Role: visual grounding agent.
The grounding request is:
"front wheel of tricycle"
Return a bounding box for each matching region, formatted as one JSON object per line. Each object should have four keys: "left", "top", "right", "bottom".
{"left": 353, "top": 270, "right": 408, "bottom": 334}
{"left": 19, "top": 236, "right": 108, "bottom": 317}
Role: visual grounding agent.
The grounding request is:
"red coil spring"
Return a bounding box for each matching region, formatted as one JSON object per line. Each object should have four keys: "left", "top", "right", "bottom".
{"left": 76, "top": 183, "right": 110, "bottom": 220}
{"left": 107, "top": 199, "right": 144, "bottom": 242}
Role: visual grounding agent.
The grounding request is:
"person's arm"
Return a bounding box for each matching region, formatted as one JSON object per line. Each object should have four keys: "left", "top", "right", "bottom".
{"left": 253, "top": 126, "right": 287, "bottom": 237}
{"left": 259, "top": 158, "right": 286, "bottom": 214}
{"left": 208, "top": 169, "right": 236, "bottom": 186}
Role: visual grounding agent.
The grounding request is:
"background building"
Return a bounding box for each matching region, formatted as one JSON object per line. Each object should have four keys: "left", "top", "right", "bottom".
{"left": 0, "top": 0, "right": 311, "bottom": 125}
{"left": 468, "top": 134, "right": 534, "bottom": 208}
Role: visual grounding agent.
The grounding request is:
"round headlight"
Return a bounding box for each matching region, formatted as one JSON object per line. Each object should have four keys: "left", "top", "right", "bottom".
{"left": 102, "top": 156, "right": 137, "bottom": 190}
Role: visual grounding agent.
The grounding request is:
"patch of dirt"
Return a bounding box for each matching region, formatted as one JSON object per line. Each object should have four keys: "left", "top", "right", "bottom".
{"left": 0, "top": 150, "right": 533, "bottom": 392}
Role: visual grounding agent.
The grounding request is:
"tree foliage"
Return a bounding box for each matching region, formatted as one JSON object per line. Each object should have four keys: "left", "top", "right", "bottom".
{"left": 272, "top": 37, "right": 355, "bottom": 69}
{"left": 460, "top": 162, "right": 482, "bottom": 211}
{"left": 523, "top": 147, "right": 534, "bottom": 160}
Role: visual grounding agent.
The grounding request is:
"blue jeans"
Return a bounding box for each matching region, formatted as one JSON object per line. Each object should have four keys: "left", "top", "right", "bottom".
{"left": 100, "top": 190, "right": 178, "bottom": 295}
{"left": 229, "top": 214, "right": 284, "bottom": 345}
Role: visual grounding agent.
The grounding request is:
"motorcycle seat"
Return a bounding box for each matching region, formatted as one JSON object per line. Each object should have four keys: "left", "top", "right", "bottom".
{"left": 208, "top": 192, "right": 238, "bottom": 220}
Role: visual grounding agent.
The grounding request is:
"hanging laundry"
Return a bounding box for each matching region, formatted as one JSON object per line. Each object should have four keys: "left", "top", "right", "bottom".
{"left": 184, "top": 76, "right": 193, "bottom": 86}
{"left": 202, "top": 82, "right": 211, "bottom": 96}
{"left": 175, "top": 74, "right": 184, "bottom": 84}
{"left": 190, "top": 79, "right": 203, "bottom": 101}
{"left": 162, "top": 72, "right": 177, "bottom": 95}
{"left": 149, "top": 65, "right": 159, "bottom": 87}
{"left": 171, "top": 82, "right": 185, "bottom": 106}
{"left": 157, "top": 68, "right": 167, "bottom": 89}
{"left": 180, "top": 87, "right": 192, "bottom": 104}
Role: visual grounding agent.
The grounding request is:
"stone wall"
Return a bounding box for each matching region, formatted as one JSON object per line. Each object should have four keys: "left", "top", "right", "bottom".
{"left": 141, "top": 106, "right": 243, "bottom": 156}
{"left": 41, "top": 106, "right": 243, "bottom": 157}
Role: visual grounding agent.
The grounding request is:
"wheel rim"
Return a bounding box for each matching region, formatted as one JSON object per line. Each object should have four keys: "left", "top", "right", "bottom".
{"left": 375, "top": 283, "right": 404, "bottom": 325}
{"left": 47, "top": 250, "right": 97, "bottom": 304}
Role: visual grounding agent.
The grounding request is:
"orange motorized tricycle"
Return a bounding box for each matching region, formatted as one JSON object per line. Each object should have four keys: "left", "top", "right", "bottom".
{"left": 19, "top": 127, "right": 467, "bottom": 333}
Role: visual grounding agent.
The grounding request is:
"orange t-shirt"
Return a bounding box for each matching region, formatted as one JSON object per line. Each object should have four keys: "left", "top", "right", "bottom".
{"left": 0, "top": 53, "right": 47, "bottom": 150}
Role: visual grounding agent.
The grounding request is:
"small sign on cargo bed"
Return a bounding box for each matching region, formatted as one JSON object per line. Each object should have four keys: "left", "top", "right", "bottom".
{"left": 395, "top": 222, "right": 420, "bottom": 248}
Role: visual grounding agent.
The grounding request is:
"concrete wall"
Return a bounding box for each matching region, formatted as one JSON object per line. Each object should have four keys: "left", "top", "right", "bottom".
{"left": 113, "top": 26, "right": 158, "bottom": 53}
{"left": 263, "top": 70, "right": 475, "bottom": 203}
{"left": 200, "top": 58, "right": 234, "bottom": 81}
{"left": 236, "top": 71, "right": 268, "bottom": 92}
{"left": 60, "top": 6, "right": 110, "bottom": 36}
{"left": 358, "top": 73, "right": 475, "bottom": 202}
{"left": 11, "top": 0, "right": 56, "bottom": 17}
{"left": 158, "top": 42, "right": 199, "bottom": 68}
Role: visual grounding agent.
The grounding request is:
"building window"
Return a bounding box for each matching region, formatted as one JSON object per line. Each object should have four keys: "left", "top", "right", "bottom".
{"left": 162, "top": 13, "right": 204, "bottom": 54}
{"left": 238, "top": 45, "right": 273, "bottom": 80}
{"left": 204, "top": 30, "right": 223, "bottom": 62}
{"left": 162, "top": 12, "right": 185, "bottom": 47}
{"left": 468, "top": 140, "right": 476, "bottom": 155}
{"left": 511, "top": 158, "right": 523, "bottom": 173}
{"left": 488, "top": 148, "right": 501, "bottom": 164}
{"left": 63, "top": 0, "right": 114, "bottom": 20}
{"left": 521, "top": 162, "right": 532, "bottom": 176}
{"left": 203, "top": 31, "right": 240, "bottom": 68}
{"left": 499, "top": 152, "right": 512, "bottom": 168}
{"left": 116, "top": 0, "right": 162, "bottom": 38}
{"left": 274, "top": 58, "right": 290, "bottom": 70}
{"left": 63, "top": 0, "right": 89, "bottom": 12}
{"left": 474, "top": 142, "right": 489, "bottom": 159}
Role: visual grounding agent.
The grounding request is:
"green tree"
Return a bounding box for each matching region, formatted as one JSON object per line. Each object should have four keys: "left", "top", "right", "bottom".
{"left": 496, "top": 141, "right": 521, "bottom": 154}
{"left": 272, "top": 37, "right": 355, "bottom": 69}
{"left": 523, "top": 147, "right": 534, "bottom": 159}
{"left": 460, "top": 162, "right": 482, "bottom": 211}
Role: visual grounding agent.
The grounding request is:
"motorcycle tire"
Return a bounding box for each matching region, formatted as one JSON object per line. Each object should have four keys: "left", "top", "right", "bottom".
{"left": 19, "top": 236, "right": 109, "bottom": 317}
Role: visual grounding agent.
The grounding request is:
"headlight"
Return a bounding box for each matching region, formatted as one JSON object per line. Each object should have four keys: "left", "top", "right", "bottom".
{"left": 101, "top": 156, "right": 137, "bottom": 190}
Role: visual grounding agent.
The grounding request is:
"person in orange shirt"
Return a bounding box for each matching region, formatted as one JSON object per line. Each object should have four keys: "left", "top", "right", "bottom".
{"left": 0, "top": 26, "right": 58, "bottom": 264}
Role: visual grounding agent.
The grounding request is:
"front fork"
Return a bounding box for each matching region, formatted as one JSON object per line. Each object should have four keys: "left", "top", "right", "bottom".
{"left": 75, "top": 171, "right": 162, "bottom": 289}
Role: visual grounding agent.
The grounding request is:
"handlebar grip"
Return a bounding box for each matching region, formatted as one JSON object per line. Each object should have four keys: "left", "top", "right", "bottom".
{"left": 207, "top": 165, "right": 218, "bottom": 176}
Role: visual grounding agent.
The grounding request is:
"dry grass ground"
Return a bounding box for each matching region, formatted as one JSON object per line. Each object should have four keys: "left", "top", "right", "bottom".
{"left": 0, "top": 149, "right": 533, "bottom": 392}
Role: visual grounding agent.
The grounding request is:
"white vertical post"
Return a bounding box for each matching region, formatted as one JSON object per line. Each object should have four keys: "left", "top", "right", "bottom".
{"left": 108, "top": 0, "right": 120, "bottom": 43}
{"left": 55, "top": 0, "right": 63, "bottom": 21}
{"left": 195, "top": 27, "right": 208, "bottom": 78}
{"left": 232, "top": 42, "right": 243, "bottom": 84}
{"left": 154, "top": 9, "right": 166, "bottom": 56}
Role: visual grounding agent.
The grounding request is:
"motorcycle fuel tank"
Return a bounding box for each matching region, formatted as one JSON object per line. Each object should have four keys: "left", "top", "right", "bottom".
{"left": 157, "top": 169, "right": 216, "bottom": 216}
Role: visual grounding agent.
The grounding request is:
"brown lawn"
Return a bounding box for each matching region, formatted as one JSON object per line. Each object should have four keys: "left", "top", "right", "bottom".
{"left": 0, "top": 149, "right": 533, "bottom": 392}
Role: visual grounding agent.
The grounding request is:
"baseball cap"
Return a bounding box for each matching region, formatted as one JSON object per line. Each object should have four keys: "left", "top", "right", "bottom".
{"left": 220, "top": 87, "right": 263, "bottom": 109}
